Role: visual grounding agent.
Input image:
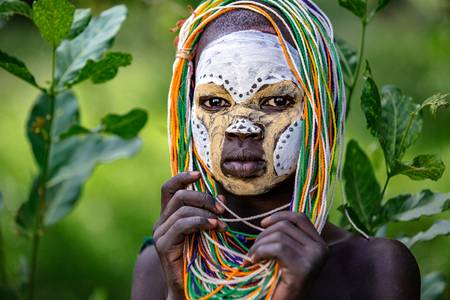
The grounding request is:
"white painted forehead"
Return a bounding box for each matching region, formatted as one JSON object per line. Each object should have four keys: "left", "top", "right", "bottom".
{"left": 195, "top": 29, "right": 301, "bottom": 103}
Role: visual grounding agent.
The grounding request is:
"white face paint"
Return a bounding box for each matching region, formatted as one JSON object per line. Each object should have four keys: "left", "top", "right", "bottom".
{"left": 195, "top": 30, "right": 301, "bottom": 104}
{"left": 274, "top": 119, "right": 303, "bottom": 176}
{"left": 192, "top": 30, "right": 305, "bottom": 195}
{"left": 191, "top": 115, "right": 212, "bottom": 170}
{"left": 226, "top": 118, "right": 262, "bottom": 135}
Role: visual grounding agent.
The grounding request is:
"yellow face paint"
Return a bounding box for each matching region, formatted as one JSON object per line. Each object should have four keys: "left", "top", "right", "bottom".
{"left": 192, "top": 30, "right": 306, "bottom": 195}
{"left": 192, "top": 80, "right": 304, "bottom": 195}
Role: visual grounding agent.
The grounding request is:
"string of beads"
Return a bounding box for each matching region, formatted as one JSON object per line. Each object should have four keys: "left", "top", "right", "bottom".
{"left": 167, "top": 0, "right": 347, "bottom": 298}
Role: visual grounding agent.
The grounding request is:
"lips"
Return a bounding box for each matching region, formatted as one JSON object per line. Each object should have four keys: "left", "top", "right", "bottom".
{"left": 221, "top": 151, "right": 266, "bottom": 178}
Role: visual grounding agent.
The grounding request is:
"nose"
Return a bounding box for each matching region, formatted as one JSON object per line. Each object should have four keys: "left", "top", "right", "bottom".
{"left": 225, "top": 118, "right": 264, "bottom": 141}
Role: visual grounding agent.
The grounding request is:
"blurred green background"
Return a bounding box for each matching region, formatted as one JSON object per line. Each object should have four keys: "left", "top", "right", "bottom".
{"left": 0, "top": 0, "right": 449, "bottom": 299}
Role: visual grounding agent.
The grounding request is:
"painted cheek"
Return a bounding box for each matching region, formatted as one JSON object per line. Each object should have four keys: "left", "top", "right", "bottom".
{"left": 273, "top": 119, "right": 303, "bottom": 176}
{"left": 191, "top": 116, "right": 212, "bottom": 170}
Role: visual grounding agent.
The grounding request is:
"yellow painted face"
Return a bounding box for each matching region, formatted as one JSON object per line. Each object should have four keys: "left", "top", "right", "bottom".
{"left": 192, "top": 80, "right": 304, "bottom": 195}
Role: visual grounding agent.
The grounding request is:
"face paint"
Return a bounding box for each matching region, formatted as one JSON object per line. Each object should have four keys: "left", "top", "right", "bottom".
{"left": 274, "top": 119, "right": 303, "bottom": 176}
{"left": 192, "top": 30, "right": 304, "bottom": 195}
{"left": 195, "top": 30, "right": 301, "bottom": 104}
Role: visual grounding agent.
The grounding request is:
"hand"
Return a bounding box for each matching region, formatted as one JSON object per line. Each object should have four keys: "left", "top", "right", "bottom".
{"left": 249, "top": 212, "right": 329, "bottom": 300}
{"left": 153, "top": 171, "right": 227, "bottom": 299}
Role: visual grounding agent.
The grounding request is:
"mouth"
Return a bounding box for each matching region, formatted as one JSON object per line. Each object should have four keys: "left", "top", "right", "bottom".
{"left": 221, "top": 152, "right": 266, "bottom": 178}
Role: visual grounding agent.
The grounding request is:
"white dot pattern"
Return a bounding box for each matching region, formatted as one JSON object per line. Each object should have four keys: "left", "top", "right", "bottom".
{"left": 195, "top": 30, "right": 301, "bottom": 104}
{"left": 273, "top": 119, "right": 303, "bottom": 176}
{"left": 225, "top": 118, "right": 262, "bottom": 135}
{"left": 191, "top": 116, "right": 212, "bottom": 169}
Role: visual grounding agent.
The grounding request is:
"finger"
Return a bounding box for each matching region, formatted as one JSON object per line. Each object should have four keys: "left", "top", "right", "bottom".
{"left": 155, "top": 217, "right": 218, "bottom": 251}
{"left": 252, "top": 221, "right": 312, "bottom": 248}
{"left": 261, "top": 211, "right": 322, "bottom": 243}
{"left": 160, "top": 171, "right": 201, "bottom": 207}
{"left": 158, "top": 190, "right": 224, "bottom": 225}
{"left": 251, "top": 243, "right": 298, "bottom": 268}
{"left": 154, "top": 206, "right": 226, "bottom": 239}
{"left": 249, "top": 230, "right": 303, "bottom": 257}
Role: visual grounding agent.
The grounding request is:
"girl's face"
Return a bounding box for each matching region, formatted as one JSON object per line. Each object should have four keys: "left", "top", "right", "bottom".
{"left": 192, "top": 30, "right": 304, "bottom": 195}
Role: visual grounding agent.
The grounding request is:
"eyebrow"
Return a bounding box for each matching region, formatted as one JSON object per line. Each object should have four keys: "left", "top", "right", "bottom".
{"left": 254, "top": 82, "right": 299, "bottom": 97}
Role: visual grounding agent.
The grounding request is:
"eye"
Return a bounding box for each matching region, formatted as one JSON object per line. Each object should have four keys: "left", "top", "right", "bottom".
{"left": 260, "top": 96, "right": 294, "bottom": 111}
{"left": 200, "top": 97, "right": 231, "bottom": 111}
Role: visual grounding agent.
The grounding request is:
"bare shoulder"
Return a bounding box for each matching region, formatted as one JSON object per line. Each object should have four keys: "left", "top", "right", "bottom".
{"left": 343, "top": 235, "right": 421, "bottom": 299}
{"left": 350, "top": 235, "right": 420, "bottom": 274}
{"left": 131, "top": 245, "right": 167, "bottom": 300}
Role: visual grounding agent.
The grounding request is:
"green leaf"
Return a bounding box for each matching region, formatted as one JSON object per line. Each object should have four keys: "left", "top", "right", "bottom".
{"left": 32, "top": 0, "right": 75, "bottom": 47}
{"left": 381, "top": 190, "right": 450, "bottom": 223}
{"left": 66, "top": 8, "right": 91, "bottom": 40}
{"left": 60, "top": 125, "right": 90, "bottom": 139}
{"left": 21, "top": 90, "right": 145, "bottom": 228}
{"left": 15, "top": 178, "right": 40, "bottom": 230}
{"left": 420, "top": 93, "right": 449, "bottom": 118}
{"left": 55, "top": 5, "right": 127, "bottom": 89}
{"left": 0, "top": 0, "right": 32, "bottom": 18}
{"left": 44, "top": 134, "right": 142, "bottom": 225}
{"left": 101, "top": 108, "right": 148, "bottom": 139}
{"left": 26, "top": 91, "right": 80, "bottom": 171}
{"left": 0, "top": 49, "right": 39, "bottom": 88}
{"left": 398, "top": 220, "right": 450, "bottom": 248}
{"left": 378, "top": 85, "right": 423, "bottom": 172}
{"left": 67, "top": 52, "right": 132, "bottom": 87}
{"left": 376, "top": 0, "right": 390, "bottom": 12}
{"left": 361, "top": 61, "right": 382, "bottom": 138}
{"left": 0, "top": 191, "right": 3, "bottom": 212}
{"left": 343, "top": 140, "right": 381, "bottom": 232}
{"left": 392, "top": 154, "right": 445, "bottom": 181}
{"left": 338, "top": 0, "right": 367, "bottom": 19}
{"left": 337, "top": 204, "right": 371, "bottom": 234}
{"left": 336, "top": 38, "right": 357, "bottom": 87}
{"left": 421, "top": 272, "right": 447, "bottom": 300}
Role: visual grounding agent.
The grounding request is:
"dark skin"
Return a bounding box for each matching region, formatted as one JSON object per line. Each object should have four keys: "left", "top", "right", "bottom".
{"left": 132, "top": 170, "right": 420, "bottom": 300}
{"left": 132, "top": 8, "right": 421, "bottom": 300}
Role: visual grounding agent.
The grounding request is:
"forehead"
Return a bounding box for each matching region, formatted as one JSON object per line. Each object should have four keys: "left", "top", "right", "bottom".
{"left": 194, "top": 30, "right": 301, "bottom": 104}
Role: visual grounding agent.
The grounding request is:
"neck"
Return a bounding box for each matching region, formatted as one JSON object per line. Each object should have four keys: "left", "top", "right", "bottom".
{"left": 217, "top": 174, "right": 295, "bottom": 234}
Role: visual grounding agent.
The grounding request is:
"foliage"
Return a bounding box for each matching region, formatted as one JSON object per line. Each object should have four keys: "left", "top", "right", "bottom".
{"left": 0, "top": 0, "right": 448, "bottom": 299}
{"left": 338, "top": 1, "right": 449, "bottom": 298}
{"left": 0, "top": 1, "right": 147, "bottom": 299}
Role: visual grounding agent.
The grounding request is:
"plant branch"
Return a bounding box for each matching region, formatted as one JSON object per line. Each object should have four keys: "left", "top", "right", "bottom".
{"left": 28, "top": 46, "right": 57, "bottom": 300}
{"left": 346, "top": 21, "right": 367, "bottom": 120}
{"left": 380, "top": 175, "right": 391, "bottom": 201}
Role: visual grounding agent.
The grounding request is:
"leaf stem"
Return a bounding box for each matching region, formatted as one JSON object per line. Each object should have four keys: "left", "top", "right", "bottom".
{"left": 380, "top": 175, "right": 391, "bottom": 201}
{"left": 346, "top": 21, "right": 367, "bottom": 119}
{"left": 28, "top": 46, "right": 57, "bottom": 300}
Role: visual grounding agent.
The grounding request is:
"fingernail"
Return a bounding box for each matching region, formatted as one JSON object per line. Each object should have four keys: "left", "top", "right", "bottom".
{"left": 207, "top": 218, "right": 218, "bottom": 226}
{"left": 260, "top": 217, "right": 270, "bottom": 227}
{"left": 215, "top": 202, "right": 224, "bottom": 213}
{"left": 190, "top": 171, "right": 200, "bottom": 177}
